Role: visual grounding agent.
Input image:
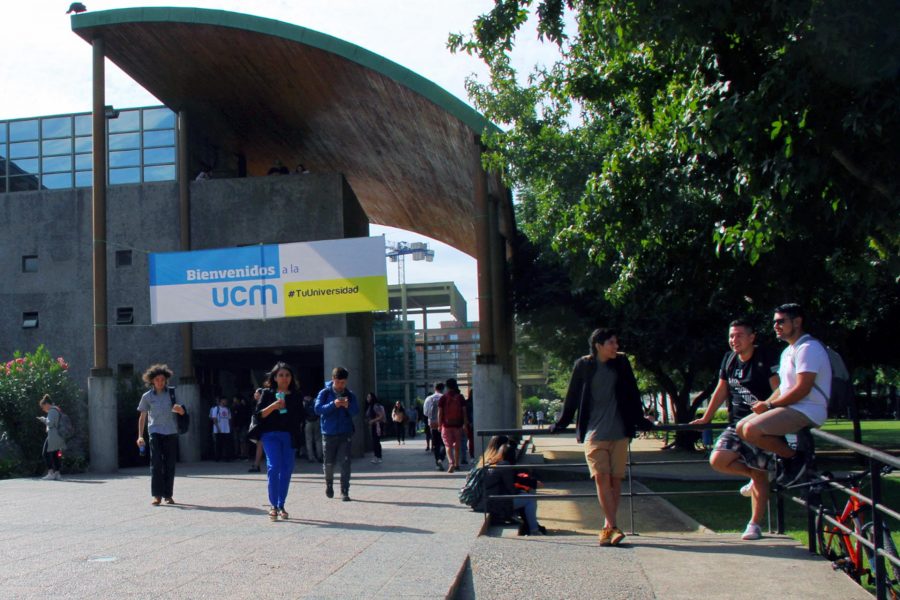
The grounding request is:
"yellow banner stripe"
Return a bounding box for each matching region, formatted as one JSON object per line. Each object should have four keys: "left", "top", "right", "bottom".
{"left": 283, "top": 276, "right": 388, "bottom": 317}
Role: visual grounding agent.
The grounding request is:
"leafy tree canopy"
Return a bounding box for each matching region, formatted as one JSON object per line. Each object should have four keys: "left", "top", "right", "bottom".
{"left": 451, "top": 0, "right": 900, "bottom": 424}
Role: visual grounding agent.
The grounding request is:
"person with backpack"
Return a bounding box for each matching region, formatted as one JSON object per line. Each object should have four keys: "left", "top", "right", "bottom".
{"left": 690, "top": 318, "right": 779, "bottom": 541}
{"left": 137, "top": 364, "right": 186, "bottom": 506}
{"left": 737, "top": 303, "right": 832, "bottom": 488}
{"left": 366, "top": 392, "right": 386, "bottom": 464}
{"left": 37, "top": 394, "right": 66, "bottom": 481}
{"left": 391, "top": 401, "right": 407, "bottom": 445}
{"left": 423, "top": 382, "right": 446, "bottom": 470}
{"left": 473, "top": 435, "right": 546, "bottom": 536}
{"left": 438, "top": 378, "right": 468, "bottom": 473}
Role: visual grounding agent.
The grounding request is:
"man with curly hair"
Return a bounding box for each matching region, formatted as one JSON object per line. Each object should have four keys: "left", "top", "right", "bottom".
{"left": 137, "top": 364, "right": 186, "bottom": 505}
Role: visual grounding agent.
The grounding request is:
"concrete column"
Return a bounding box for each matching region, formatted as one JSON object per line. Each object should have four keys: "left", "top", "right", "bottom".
{"left": 175, "top": 381, "right": 201, "bottom": 462}
{"left": 473, "top": 363, "right": 517, "bottom": 457}
{"left": 472, "top": 137, "right": 495, "bottom": 361}
{"left": 88, "top": 375, "right": 117, "bottom": 473}
{"left": 91, "top": 36, "right": 109, "bottom": 374}
{"left": 324, "top": 336, "right": 365, "bottom": 457}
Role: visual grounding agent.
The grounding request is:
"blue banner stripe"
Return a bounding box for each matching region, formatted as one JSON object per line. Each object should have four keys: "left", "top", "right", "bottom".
{"left": 150, "top": 245, "right": 280, "bottom": 286}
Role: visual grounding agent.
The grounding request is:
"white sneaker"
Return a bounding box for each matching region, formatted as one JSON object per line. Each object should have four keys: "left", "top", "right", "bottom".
{"left": 370, "top": 458, "right": 380, "bottom": 464}
{"left": 739, "top": 480, "right": 753, "bottom": 497}
{"left": 54, "top": 472, "right": 62, "bottom": 481}
{"left": 741, "top": 522, "right": 762, "bottom": 540}
{"left": 41, "top": 472, "right": 55, "bottom": 480}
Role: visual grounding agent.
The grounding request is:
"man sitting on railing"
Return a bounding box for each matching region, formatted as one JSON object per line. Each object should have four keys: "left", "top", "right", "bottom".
{"left": 690, "top": 318, "right": 779, "bottom": 541}
{"left": 737, "top": 303, "right": 831, "bottom": 488}
{"left": 550, "top": 327, "right": 653, "bottom": 547}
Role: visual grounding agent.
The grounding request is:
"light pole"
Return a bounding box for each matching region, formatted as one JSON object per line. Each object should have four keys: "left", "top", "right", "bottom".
{"left": 386, "top": 241, "right": 434, "bottom": 407}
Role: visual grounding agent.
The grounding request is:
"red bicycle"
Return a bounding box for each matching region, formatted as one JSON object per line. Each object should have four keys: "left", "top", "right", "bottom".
{"left": 814, "top": 469, "right": 899, "bottom": 598}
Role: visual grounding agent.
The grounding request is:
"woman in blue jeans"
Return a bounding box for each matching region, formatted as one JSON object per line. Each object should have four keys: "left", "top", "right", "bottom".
{"left": 256, "top": 362, "right": 303, "bottom": 521}
{"left": 477, "top": 435, "right": 547, "bottom": 535}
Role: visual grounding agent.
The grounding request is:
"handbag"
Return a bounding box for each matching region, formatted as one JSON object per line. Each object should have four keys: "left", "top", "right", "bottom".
{"left": 168, "top": 387, "right": 190, "bottom": 435}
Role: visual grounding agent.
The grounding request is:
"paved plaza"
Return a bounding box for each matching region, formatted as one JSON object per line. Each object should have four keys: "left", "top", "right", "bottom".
{"left": 0, "top": 435, "right": 872, "bottom": 599}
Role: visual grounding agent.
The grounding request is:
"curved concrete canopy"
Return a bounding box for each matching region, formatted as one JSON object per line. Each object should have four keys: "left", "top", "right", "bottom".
{"left": 72, "top": 7, "right": 507, "bottom": 257}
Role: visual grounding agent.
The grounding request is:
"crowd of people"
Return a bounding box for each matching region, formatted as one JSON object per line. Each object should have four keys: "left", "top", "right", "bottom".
{"left": 36, "top": 301, "right": 826, "bottom": 543}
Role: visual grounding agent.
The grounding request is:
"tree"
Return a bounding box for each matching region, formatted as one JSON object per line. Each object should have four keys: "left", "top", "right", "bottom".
{"left": 452, "top": 0, "right": 900, "bottom": 446}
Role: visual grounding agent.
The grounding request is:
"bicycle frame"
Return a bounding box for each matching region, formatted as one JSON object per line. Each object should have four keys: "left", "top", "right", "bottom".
{"left": 825, "top": 486, "right": 869, "bottom": 579}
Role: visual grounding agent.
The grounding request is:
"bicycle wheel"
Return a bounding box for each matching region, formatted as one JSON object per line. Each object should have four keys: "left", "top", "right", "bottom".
{"left": 816, "top": 509, "right": 852, "bottom": 564}
{"left": 862, "top": 522, "right": 900, "bottom": 599}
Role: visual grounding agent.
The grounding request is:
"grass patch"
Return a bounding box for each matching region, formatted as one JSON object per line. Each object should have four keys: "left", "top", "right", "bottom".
{"left": 819, "top": 420, "right": 900, "bottom": 449}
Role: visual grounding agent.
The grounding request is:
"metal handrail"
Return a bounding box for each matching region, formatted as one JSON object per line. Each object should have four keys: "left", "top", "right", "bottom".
{"left": 775, "top": 427, "right": 900, "bottom": 600}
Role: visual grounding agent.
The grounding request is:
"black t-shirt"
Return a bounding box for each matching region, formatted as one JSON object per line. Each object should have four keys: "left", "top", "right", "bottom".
{"left": 719, "top": 347, "right": 779, "bottom": 424}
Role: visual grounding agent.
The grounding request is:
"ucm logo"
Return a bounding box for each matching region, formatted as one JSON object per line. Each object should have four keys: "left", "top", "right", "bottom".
{"left": 211, "top": 284, "right": 278, "bottom": 307}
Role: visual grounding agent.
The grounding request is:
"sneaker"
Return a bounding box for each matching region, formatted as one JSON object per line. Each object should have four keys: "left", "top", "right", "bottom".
{"left": 341, "top": 492, "right": 351, "bottom": 502}
{"left": 609, "top": 527, "right": 626, "bottom": 546}
{"left": 776, "top": 452, "right": 808, "bottom": 487}
{"left": 325, "top": 483, "right": 334, "bottom": 499}
{"left": 41, "top": 472, "right": 55, "bottom": 481}
{"left": 248, "top": 465, "right": 261, "bottom": 473}
{"left": 739, "top": 480, "right": 754, "bottom": 497}
{"left": 598, "top": 527, "right": 613, "bottom": 546}
{"left": 435, "top": 461, "right": 444, "bottom": 471}
{"left": 741, "top": 522, "right": 762, "bottom": 540}
{"left": 370, "top": 458, "right": 379, "bottom": 464}
{"left": 164, "top": 497, "right": 175, "bottom": 505}
{"left": 54, "top": 472, "right": 62, "bottom": 481}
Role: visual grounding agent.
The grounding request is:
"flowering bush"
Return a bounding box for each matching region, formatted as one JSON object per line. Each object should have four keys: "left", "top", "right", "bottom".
{"left": 0, "top": 345, "right": 84, "bottom": 476}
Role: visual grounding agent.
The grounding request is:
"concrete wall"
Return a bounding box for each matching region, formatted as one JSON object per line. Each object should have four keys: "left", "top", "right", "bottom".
{"left": 0, "top": 173, "right": 373, "bottom": 392}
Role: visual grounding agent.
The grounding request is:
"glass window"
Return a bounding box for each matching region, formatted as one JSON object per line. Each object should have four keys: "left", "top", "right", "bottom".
{"left": 143, "top": 108, "right": 175, "bottom": 130}
{"left": 42, "top": 173, "right": 72, "bottom": 189}
{"left": 74, "top": 114, "right": 92, "bottom": 136}
{"left": 42, "top": 138, "right": 72, "bottom": 156}
{"left": 116, "top": 250, "right": 132, "bottom": 267}
{"left": 143, "top": 129, "right": 175, "bottom": 148}
{"left": 42, "top": 155, "right": 72, "bottom": 173}
{"left": 0, "top": 123, "right": 6, "bottom": 143}
{"left": 116, "top": 307, "right": 134, "bottom": 325}
{"left": 108, "top": 109, "right": 139, "bottom": 133}
{"left": 42, "top": 117, "right": 71, "bottom": 139}
{"left": 144, "top": 164, "right": 175, "bottom": 182}
{"left": 0, "top": 148, "right": 6, "bottom": 175}
{"left": 75, "top": 153, "right": 92, "bottom": 170}
{"left": 23, "top": 311, "right": 39, "bottom": 329}
{"left": 9, "top": 141, "right": 38, "bottom": 158}
{"left": 109, "top": 167, "right": 140, "bottom": 185}
{"left": 143, "top": 147, "right": 175, "bottom": 165}
{"left": 75, "top": 136, "right": 92, "bottom": 153}
{"left": 9, "top": 120, "right": 38, "bottom": 142}
{"left": 22, "top": 255, "right": 38, "bottom": 273}
{"left": 9, "top": 158, "right": 39, "bottom": 174}
{"left": 75, "top": 171, "right": 92, "bottom": 188}
{"left": 9, "top": 176, "right": 40, "bottom": 192}
{"left": 109, "top": 132, "right": 140, "bottom": 150}
{"left": 109, "top": 150, "right": 140, "bottom": 168}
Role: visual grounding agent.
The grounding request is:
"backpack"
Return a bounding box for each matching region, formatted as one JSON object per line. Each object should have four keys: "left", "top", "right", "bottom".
{"left": 793, "top": 337, "right": 853, "bottom": 415}
{"left": 441, "top": 392, "right": 465, "bottom": 427}
{"left": 458, "top": 466, "right": 484, "bottom": 509}
{"left": 55, "top": 407, "right": 75, "bottom": 440}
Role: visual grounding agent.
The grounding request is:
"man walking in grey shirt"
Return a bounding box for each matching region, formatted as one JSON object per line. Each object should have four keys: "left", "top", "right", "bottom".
{"left": 551, "top": 328, "right": 652, "bottom": 546}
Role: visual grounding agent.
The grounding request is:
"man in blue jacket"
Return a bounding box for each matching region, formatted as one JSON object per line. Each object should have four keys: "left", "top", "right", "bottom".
{"left": 315, "top": 366, "right": 360, "bottom": 501}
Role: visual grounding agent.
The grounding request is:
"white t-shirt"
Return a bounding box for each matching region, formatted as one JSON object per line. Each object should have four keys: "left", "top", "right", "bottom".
{"left": 779, "top": 334, "right": 831, "bottom": 426}
{"left": 423, "top": 392, "right": 442, "bottom": 426}
{"left": 209, "top": 406, "right": 232, "bottom": 434}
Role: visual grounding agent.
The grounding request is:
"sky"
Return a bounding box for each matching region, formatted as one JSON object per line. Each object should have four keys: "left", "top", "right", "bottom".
{"left": 1, "top": 0, "right": 561, "bottom": 323}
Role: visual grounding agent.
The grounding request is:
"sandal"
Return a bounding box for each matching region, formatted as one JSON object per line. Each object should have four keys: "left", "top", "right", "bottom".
{"left": 151, "top": 497, "right": 162, "bottom": 506}
{"left": 268, "top": 507, "right": 278, "bottom": 521}
{"left": 279, "top": 509, "right": 289, "bottom": 520}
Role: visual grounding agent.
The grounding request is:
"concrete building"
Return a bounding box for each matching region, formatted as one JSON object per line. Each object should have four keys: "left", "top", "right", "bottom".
{"left": 1, "top": 7, "right": 519, "bottom": 469}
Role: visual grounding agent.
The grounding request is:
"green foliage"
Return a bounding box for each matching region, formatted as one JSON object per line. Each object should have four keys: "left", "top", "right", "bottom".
{"left": 0, "top": 346, "right": 85, "bottom": 474}
{"left": 452, "top": 1, "right": 900, "bottom": 430}
{"left": 522, "top": 395, "right": 543, "bottom": 412}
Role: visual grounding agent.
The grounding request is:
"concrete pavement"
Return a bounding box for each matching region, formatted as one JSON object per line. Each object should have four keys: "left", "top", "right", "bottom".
{"left": 0, "top": 434, "right": 873, "bottom": 599}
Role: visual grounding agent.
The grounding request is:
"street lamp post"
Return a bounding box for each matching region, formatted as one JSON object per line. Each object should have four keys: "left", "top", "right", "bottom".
{"left": 386, "top": 241, "right": 434, "bottom": 408}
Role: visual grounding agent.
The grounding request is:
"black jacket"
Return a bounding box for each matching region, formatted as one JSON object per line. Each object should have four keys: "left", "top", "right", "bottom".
{"left": 555, "top": 353, "right": 653, "bottom": 443}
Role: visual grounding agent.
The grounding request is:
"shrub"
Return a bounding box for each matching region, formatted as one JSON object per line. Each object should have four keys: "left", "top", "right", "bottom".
{"left": 0, "top": 345, "right": 85, "bottom": 475}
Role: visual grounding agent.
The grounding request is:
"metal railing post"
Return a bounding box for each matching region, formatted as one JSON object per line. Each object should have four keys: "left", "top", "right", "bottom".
{"left": 776, "top": 490, "right": 786, "bottom": 534}
{"left": 627, "top": 443, "right": 635, "bottom": 535}
{"left": 870, "top": 459, "right": 886, "bottom": 600}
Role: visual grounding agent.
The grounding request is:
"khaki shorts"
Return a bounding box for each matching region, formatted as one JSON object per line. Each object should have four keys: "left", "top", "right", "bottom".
{"left": 584, "top": 438, "right": 629, "bottom": 479}
{"left": 737, "top": 407, "right": 814, "bottom": 436}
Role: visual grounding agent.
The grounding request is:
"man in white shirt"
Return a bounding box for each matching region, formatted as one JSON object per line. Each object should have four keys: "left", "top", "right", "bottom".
{"left": 422, "top": 382, "right": 446, "bottom": 471}
{"left": 209, "top": 397, "right": 233, "bottom": 462}
{"left": 737, "top": 303, "right": 831, "bottom": 487}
